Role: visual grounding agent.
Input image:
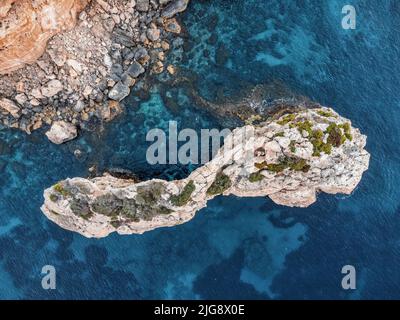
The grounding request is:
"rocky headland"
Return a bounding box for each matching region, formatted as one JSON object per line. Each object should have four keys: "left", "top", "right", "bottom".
{"left": 0, "top": 0, "right": 188, "bottom": 139}
{"left": 41, "top": 106, "right": 370, "bottom": 238}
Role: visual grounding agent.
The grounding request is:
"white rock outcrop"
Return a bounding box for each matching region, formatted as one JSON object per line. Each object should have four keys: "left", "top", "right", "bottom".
{"left": 45, "top": 121, "right": 78, "bottom": 144}
{"left": 41, "top": 107, "right": 370, "bottom": 238}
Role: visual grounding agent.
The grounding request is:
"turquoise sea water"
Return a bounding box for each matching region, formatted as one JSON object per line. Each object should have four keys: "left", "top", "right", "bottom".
{"left": 0, "top": 0, "right": 399, "bottom": 299}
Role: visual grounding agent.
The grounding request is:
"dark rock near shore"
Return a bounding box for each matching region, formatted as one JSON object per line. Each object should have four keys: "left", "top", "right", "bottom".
{"left": 162, "top": 0, "right": 189, "bottom": 18}
{"left": 127, "top": 62, "right": 146, "bottom": 78}
{"left": 108, "top": 82, "right": 130, "bottom": 102}
{"left": 136, "top": 0, "right": 150, "bottom": 12}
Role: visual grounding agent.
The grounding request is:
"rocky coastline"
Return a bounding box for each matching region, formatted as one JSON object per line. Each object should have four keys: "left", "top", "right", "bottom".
{"left": 0, "top": 0, "right": 188, "bottom": 140}
{"left": 41, "top": 106, "right": 370, "bottom": 238}
{"left": 1, "top": 2, "right": 371, "bottom": 239}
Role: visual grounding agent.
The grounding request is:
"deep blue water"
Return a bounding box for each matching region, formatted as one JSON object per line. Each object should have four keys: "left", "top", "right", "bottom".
{"left": 0, "top": 0, "right": 399, "bottom": 299}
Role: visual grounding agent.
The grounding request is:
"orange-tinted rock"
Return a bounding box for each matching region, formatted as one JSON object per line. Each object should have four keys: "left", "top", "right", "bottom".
{"left": 0, "top": 0, "right": 89, "bottom": 74}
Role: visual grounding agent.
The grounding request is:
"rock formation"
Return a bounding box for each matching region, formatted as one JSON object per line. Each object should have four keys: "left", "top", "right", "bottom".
{"left": 41, "top": 106, "right": 370, "bottom": 238}
{"left": 0, "top": 0, "right": 89, "bottom": 74}
{"left": 45, "top": 121, "right": 78, "bottom": 144}
{"left": 0, "top": 0, "right": 188, "bottom": 135}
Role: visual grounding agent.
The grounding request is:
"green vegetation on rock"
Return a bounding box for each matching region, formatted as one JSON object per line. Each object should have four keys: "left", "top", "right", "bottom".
{"left": 340, "top": 122, "right": 353, "bottom": 141}
{"left": 326, "top": 122, "right": 351, "bottom": 147}
{"left": 70, "top": 196, "right": 93, "bottom": 220}
{"left": 277, "top": 113, "right": 296, "bottom": 125}
{"left": 110, "top": 220, "right": 122, "bottom": 229}
{"left": 157, "top": 206, "right": 174, "bottom": 215}
{"left": 286, "top": 117, "right": 352, "bottom": 157}
{"left": 89, "top": 182, "right": 173, "bottom": 223}
{"left": 255, "top": 156, "right": 311, "bottom": 173}
{"left": 273, "top": 132, "right": 285, "bottom": 138}
{"left": 170, "top": 180, "right": 196, "bottom": 207}
{"left": 244, "top": 114, "right": 268, "bottom": 126}
{"left": 249, "top": 171, "right": 264, "bottom": 183}
{"left": 289, "top": 140, "right": 297, "bottom": 153}
{"left": 91, "top": 193, "right": 122, "bottom": 217}
{"left": 321, "top": 143, "right": 332, "bottom": 155}
{"left": 53, "top": 183, "right": 71, "bottom": 197}
{"left": 274, "top": 111, "right": 353, "bottom": 159}
{"left": 309, "top": 129, "right": 331, "bottom": 156}
{"left": 288, "top": 158, "right": 310, "bottom": 172}
{"left": 135, "top": 183, "right": 164, "bottom": 205}
{"left": 293, "top": 120, "right": 313, "bottom": 136}
{"left": 207, "top": 172, "right": 232, "bottom": 196}
{"left": 317, "top": 109, "right": 335, "bottom": 118}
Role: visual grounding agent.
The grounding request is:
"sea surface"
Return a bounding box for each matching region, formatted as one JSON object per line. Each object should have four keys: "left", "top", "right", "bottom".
{"left": 0, "top": 0, "right": 399, "bottom": 299}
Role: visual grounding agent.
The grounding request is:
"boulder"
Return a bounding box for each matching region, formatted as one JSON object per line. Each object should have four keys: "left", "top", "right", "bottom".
{"left": 147, "top": 28, "right": 161, "bottom": 41}
{"left": 0, "top": 98, "right": 20, "bottom": 118}
{"left": 134, "top": 48, "right": 150, "bottom": 64}
{"left": 136, "top": 0, "right": 150, "bottom": 11}
{"left": 108, "top": 82, "right": 130, "bottom": 101}
{"left": 162, "top": 0, "right": 189, "bottom": 18}
{"left": 127, "top": 61, "right": 145, "bottom": 78}
{"left": 46, "top": 121, "right": 78, "bottom": 144}
{"left": 164, "top": 18, "right": 182, "bottom": 34}
{"left": 41, "top": 80, "right": 63, "bottom": 98}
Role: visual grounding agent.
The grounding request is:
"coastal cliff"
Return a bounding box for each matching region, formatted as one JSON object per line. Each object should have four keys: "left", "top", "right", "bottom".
{"left": 0, "top": 0, "right": 88, "bottom": 74}
{"left": 41, "top": 106, "right": 370, "bottom": 238}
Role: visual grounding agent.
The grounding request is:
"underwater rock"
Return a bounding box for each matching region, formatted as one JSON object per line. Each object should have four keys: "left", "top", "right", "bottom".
{"left": 164, "top": 18, "right": 182, "bottom": 34}
{"left": 41, "top": 106, "right": 370, "bottom": 238}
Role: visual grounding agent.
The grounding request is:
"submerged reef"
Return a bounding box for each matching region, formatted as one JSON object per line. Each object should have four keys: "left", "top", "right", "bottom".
{"left": 41, "top": 106, "right": 370, "bottom": 238}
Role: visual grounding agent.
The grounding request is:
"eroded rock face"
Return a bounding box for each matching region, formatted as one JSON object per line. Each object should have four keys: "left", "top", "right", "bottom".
{"left": 41, "top": 106, "right": 370, "bottom": 238}
{"left": 0, "top": 0, "right": 88, "bottom": 74}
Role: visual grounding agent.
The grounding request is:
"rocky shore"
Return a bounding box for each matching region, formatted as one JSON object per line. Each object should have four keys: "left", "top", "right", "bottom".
{"left": 0, "top": 0, "right": 188, "bottom": 140}
{"left": 41, "top": 106, "right": 370, "bottom": 238}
